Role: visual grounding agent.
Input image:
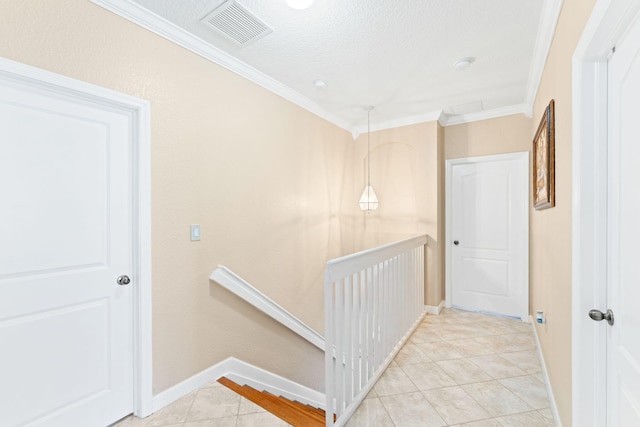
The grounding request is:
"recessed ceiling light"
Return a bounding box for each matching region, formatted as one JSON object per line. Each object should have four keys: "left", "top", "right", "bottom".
{"left": 313, "top": 79, "right": 327, "bottom": 90}
{"left": 285, "top": 0, "right": 314, "bottom": 10}
{"left": 453, "top": 57, "right": 476, "bottom": 71}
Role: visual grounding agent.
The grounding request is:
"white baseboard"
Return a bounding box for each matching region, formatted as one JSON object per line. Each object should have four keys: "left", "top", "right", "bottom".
{"left": 151, "top": 357, "right": 325, "bottom": 415}
{"left": 425, "top": 300, "right": 445, "bottom": 315}
{"left": 224, "top": 358, "right": 325, "bottom": 410}
{"left": 152, "top": 358, "right": 233, "bottom": 412}
{"left": 529, "top": 316, "right": 562, "bottom": 427}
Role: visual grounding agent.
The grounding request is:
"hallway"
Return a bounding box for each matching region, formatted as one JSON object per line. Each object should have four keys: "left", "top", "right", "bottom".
{"left": 347, "top": 308, "right": 554, "bottom": 426}
{"left": 115, "top": 309, "right": 553, "bottom": 426}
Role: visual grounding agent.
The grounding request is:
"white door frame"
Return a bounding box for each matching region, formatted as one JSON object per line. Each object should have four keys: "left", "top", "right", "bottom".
{"left": 572, "top": 1, "right": 640, "bottom": 425}
{"left": 445, "top": 151, "right": 530, "bottom": 321}
{"left": 0, "top": 57, "right": 153, "bottom": 418}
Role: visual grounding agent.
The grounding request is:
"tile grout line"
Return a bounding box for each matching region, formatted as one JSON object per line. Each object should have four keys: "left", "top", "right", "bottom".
{"left": 374, "top": 394, "right": 399, "bottom": 427}
{"left": 347, "top": 309, "right": 556, "bottom": 426}
{"left": 233, "top": 387, "right": 240, "bottom": 427}
{"left": 185, "top": 388, "right": 199, "bottom": 425}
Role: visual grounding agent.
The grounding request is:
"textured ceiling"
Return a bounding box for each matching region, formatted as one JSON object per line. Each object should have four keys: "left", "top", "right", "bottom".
{"left": 96, "top": 0, "right": 553, "bottom": 133}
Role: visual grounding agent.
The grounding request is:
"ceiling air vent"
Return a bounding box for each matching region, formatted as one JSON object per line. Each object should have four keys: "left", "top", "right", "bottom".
{"left": 200, "top": 0, "right": 272, "bottom": 47}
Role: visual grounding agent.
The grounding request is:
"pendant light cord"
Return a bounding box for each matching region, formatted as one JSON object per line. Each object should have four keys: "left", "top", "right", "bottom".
{"left": 359, "top": 106, "right": 377, "bottom": 211}
{"left": 367, "top": 109, "right": 371, "bottom": 189}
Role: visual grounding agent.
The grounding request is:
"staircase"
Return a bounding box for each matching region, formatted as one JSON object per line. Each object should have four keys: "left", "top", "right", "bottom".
{"left": 218, "top": 377, "right": 330, "bottom": 426}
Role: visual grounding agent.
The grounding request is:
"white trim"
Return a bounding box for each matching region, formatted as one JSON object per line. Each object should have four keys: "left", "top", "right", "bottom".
{"left": 152, "top": 360, "right": 231, "bottom": 412}
{"left": 442, "top": 104, "right": 532, "bottom": 126}
{"left": 371, "top": 109, "right": 445, "bottom": 131}
{"left": 325, "top": 235, "right": 428, "bottom": 283}
{"left": 351, "top": 110, "right": 446, "bottom": 139}
{"left": 524, "top": 0, "right": 564, "bottom": 109}
{"left": 530, "top": 316, "right": 562, "bottom": 427}
{"left": 89, "top": 0, "right": 352, "bottom": 132}
{"left": 151, "top": 357, "right": 325, "bottom": 414}
{"left": 132, "top": 84, "right": 153, "bottom": 417}
{"left": 425, "top": 300, "right": 445, "bottom": 315}
{"left": 351, "top": 104, "right": 532, "bottom": 139}
{"left": 92, "top": 0, "right": 543, "bottom": 136}
{"left": 572, "top": 1, "right": 640, "bottom": 426}
{"left": 210, "top": 266, "right": 325, "bottom": 351}
{"left": 445, "top": 152, "right": 530, "bottom": 321}
{"left": 0, "top": 57, "right": 153, "bottom": 417}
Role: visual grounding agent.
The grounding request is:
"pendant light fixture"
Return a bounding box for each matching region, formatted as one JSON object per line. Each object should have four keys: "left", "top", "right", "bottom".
{"left": 359, "top": 106, "right": 379, "bottom": 211}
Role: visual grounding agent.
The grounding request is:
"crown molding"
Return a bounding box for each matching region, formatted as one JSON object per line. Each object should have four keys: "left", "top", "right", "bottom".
{"left": 351, "top": 110, "right": 446, "bottom": 139}
{"left": 524, "top": 0, "right": 564, "bottom": 109}
{"left": 90, "top": 0, "right": 352, "bottom": 132}
{"left": 91, "top": 0, "right": 539, "bottom": 137}
{"left": 371, "top": 109, "right": 447, "bottom": 131}
{"left": 351, "top": 104, "right": 531, "bottom": 138}
{"left": 442, "top": 104, "right": 531, "bottom": 126}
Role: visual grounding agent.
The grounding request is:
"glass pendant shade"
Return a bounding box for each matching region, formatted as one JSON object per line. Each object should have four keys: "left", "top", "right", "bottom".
{"left": 359, "top": 185, "right": 379, "bottom": 211}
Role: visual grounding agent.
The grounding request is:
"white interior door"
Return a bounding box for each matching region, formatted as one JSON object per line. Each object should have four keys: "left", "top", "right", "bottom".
{"left": 448, "top": 153, "right": 529, "bottom": 320}
{"left": 0, "top": 73, "right": 134, "bottom": 426}
{"left": 606, "top": 11, "right": 640, "bottom": 425}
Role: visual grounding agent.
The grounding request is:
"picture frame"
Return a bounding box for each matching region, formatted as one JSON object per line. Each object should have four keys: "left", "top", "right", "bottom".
{"left": 533, "top": 99, "right": 555, "bottom": 210}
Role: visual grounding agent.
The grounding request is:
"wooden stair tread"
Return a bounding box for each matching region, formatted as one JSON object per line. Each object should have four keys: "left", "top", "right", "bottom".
{"left": 218, "top": 377, "right": 328, "bottom": 426}
{"left": 261, "top": 391, "right": 326, "bottom": 423}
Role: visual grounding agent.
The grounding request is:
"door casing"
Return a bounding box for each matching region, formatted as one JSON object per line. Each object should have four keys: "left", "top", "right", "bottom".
{"left": 445, "top": 151, "right": 530, "bottom": 321}
{"left": 572, "top": 0, "right": 640, "bottom": 425}
{"left": 0, "top": 57, "right": 153, "bottom": 418}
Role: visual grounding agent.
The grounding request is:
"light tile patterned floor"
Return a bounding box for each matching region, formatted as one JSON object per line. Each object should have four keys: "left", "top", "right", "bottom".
{"left": 113, "top": 381, "right": 291, "bottom": 427}
{"left": 346, "top": 308, "right": 554, "bottom": 427}
{"left": 115, "top": 308, "right": 553, "bottom": 427}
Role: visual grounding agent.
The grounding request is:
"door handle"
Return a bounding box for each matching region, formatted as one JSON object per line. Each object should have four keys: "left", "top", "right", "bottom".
{"left": 117, "top": 275, "right": 131, "bottom": 286}
{"left": 453, "top": 240, "right": 459, "bottom": 245}
{"left": 589, "top": 309, "right": 614, "bottom": 326}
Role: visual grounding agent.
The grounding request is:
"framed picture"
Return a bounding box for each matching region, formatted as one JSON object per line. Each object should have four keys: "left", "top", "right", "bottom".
{"left": 533, "top": 99, "right": 555, "bottom": 210}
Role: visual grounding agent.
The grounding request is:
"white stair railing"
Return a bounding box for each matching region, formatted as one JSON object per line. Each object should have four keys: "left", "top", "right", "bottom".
{"left": 324, "top": 235, "right": 428, "bottom": 426}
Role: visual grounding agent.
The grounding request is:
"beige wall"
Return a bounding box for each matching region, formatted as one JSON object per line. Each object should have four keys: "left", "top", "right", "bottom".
{"left": 345, "top": 122, "right": 444, "bottom": 306}
{"left": 530, "top": 0, "right": 596, "bottom": 425}
{"left": 0, "top": 0, "right": 353, "bottom": 393}
{"left": 1, "top": 0, "right": 601, "bottom": 420}
{"left": 444, "top": 114, "right": 532, "bottom": 160}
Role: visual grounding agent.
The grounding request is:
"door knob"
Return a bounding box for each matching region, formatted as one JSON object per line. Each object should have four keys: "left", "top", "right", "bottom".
{"left": 117, "top": 275, "right": 131, "bottom": 286}
{"left": 589, "top": 309, "right": 614, "bottom": 326}
{"left": 453, "top": 240, "right": 459, "bottom": 245}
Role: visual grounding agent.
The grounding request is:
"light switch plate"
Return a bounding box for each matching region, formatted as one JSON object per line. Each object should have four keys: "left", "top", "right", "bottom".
{"left": 190, "top": 224, "right": 201, "bottom": 241}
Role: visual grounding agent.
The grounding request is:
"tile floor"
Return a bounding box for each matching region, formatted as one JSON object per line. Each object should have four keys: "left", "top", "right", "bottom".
{"left": 113, "top": 380, "right": 290, "bottom": 427}
{"left": 346, "top": 308, "right": 554, "bottom": 427}
{"left": 115, "top": 309, "right": 554, "bottom": 427}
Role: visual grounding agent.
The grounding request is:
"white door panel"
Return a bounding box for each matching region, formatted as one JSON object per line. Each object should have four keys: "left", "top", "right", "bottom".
{"left": 460, "top": 172, "right": 510, "bottom": 250}
{"left": 0, "top": 74, "right": 134, "bottom": 426}
{"left": 572, "top": 2, "right": 640, "bottom": 425}
{"left": 461, "top": 258, "right": 509, "bottom": 295}
{"left": 449, "top": 154, "right": 528, "bottom": 319}
{"left": 607, "top": 12, "right": 640, "bottom": 425}
{"left": 0, "top": 105, "right": 108, "bottom": 276}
